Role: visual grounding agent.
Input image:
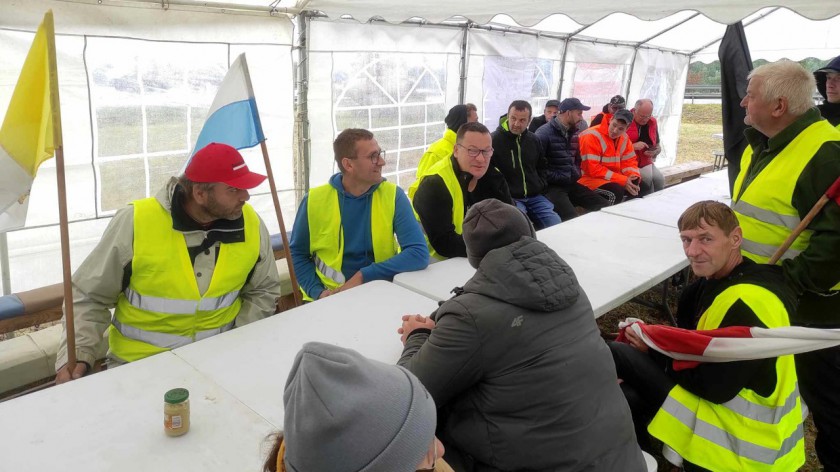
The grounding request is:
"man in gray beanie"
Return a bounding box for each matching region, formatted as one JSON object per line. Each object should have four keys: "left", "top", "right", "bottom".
{"left": 397, "top": 199, "right": 645, "bottom": 471}
{"left": 264, "top": 342, "right": 449, "bottom": 472}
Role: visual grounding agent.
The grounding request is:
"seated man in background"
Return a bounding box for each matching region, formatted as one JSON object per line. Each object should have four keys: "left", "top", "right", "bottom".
{"left": 410, "top": 122, "right": 512, "bottom": 260}
{"left": 290, "top": 128, "right": 427, "bottom": 302}
{"left": 490, "top": 100, "right": 561, "bottom": 229}
{"left": 398, "top": 199, "right": 645, "bottom": 472}
{"left": 55, "top": 143, "right": 282, "bottom": 382}
{"left": 264, "top": 342, "right": 451, "bottom": 472}
{"left": 610, "top": 201, "right": 804, "bottom": 471}
{"left": 578, "top": 108, "right": 640, "bottom": 205}
{"left": 528, "top": 99, "right": 560, "bottom": 132}
{"left": 814, "top": 55, "right": 840, "bottom": 128}
{"left": 590, "top": 94, "right": 626, "bottom": 126}
{"left": 416, "top": 103, "right": 478, "bottom": 176}
{"left": 628, "top": 99, "right": 664, "bottom": 196}
{"left": 534, "top": 97, "right": 607, "bottom": 220}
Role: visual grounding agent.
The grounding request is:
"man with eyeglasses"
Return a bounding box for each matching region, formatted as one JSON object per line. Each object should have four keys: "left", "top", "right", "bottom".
{"left": 410, "top": 122, "right": 512, "bottom": 260}
{"left": 491, "top": 100, "right": 561, "bottom": 229}
{"left": 534, "top": 97, "right": 607, "bottom": 220}
{"left": 289, "top": 128, "right": 427, "bottom": 302}
{"left": 627, "top": 99, "right": 664, "bottom": 196}
{"left": 815, "top": 56, "right": 840, "bottom": 128}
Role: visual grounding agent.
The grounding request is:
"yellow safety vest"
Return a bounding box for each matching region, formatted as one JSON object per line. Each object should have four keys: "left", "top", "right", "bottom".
{"left": 648, "top": 283, "right": 805, "bottom": 471}
{"left": 303, "top": 181, "right": 398, "bottom": 301}
{"left": 109, "top": 198, "right": 260, "bottom": 362}
{"left": 732, "top": 120, "right": 840, "bottom": 291}
{"left": 416, "top": 129, "right": 456, "bottom": 177}
{"left": 409, "top": 158, "right": 463, "bottom": 261}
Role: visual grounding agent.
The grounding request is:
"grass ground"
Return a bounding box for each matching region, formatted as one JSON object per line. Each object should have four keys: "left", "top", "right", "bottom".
{"left": 675, "top": 104, "right": 724, "bottom": 166}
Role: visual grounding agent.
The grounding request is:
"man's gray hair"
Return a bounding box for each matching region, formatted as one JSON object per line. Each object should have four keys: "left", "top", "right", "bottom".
{"left": 748, "top": 60, "right": 816, "bottom": 116}
{"left": 634, "top": 98, "right": 653, "bottom": 108}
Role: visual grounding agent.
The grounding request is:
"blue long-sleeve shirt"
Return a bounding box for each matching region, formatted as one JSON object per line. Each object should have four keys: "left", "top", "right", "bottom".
{"left": 290, "top": 173, "right": 429, "bottom": 300}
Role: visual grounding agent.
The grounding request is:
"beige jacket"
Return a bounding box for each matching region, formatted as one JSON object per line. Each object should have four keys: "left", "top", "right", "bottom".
{"left": 55, "top": 178, "right": 282, "bottom": 369}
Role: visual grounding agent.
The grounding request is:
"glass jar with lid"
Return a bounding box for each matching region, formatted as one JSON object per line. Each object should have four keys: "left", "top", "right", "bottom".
{"left": 164, "top": 388, "right": 190, "bottom": 437}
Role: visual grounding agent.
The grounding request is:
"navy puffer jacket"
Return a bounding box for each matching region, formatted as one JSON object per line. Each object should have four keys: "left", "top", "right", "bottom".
{"left": 534, "top": 117, "right": 581, "bottom": 187}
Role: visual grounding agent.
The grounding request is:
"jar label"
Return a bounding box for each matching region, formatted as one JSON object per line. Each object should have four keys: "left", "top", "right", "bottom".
{"left": 165, "top": 414, "right": 183, "bottom": 430}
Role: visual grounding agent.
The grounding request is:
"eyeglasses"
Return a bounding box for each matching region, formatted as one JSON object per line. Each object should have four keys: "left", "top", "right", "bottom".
{"left": 349, "top": 149, "right": 385, "bottom": 163}
{"left": 415, "top": 441, "right": 437, "bottom": 472}
{"left": 456, "top": 143, "right": 494, "bottom": 158}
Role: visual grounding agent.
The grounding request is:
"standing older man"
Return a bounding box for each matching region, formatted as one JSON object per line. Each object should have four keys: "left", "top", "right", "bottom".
{"left": 410, "top": 122, "right": 512, "bottom": 261}
{"left": 491, "top": 100, "right": 561, "bottom": 229}
{"left": 578, "top": 108, "right": 641, "bottom": 205}
{"left": 627, "top": 99, "right": 664, "bottom": 196}
{"left": 734, "top": 59, "right": 840, "bottom": 470}
{"left": 528, "top": 99, "right": 560, "bottom": 132}
{"left": 290, "top": 129, "right": 428, "bottom": 302}
{"left": 815, "top": 56, "right": 840, "bottom": 128}
{"left": 534, "top": 98, "right": 607, "bottom": 220}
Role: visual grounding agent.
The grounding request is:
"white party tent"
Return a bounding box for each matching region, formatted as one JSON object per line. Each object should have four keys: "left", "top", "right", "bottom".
{"left": 1, "top": 0, "right": 839, "bottom": 293}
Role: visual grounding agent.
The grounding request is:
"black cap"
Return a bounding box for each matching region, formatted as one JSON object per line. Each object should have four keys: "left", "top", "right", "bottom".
{"left": 609, "top": 95, "right": 626, "bottom": 108}
{"left": 559, "top": 98, "right": 591, "bottom": 113}
{"left": 613, "top": 109, "right": 634, "bottom": 124}
{"left": 544, "top": 99, "right": 560, "bottom": 109}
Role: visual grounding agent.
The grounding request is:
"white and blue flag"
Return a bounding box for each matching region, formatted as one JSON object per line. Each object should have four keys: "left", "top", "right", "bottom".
{"left": 191, "top": 53, "right": 264, "bottom": 157}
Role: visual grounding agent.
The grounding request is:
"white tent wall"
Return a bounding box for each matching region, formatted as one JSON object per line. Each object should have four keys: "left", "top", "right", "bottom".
{"left": 560, "top": 41, "right": 635, "bottom": 125}
{"left": 307, "top": 20, "right": 462, "bottom": 190}
{"left": 626, "top": 49, "right": 690, "bottom": 167}
{"left": 0, "top": 0, "right": 294, "bottom": 293}
{"left": 464, "top": 30, "right": 565, "bottom": 128}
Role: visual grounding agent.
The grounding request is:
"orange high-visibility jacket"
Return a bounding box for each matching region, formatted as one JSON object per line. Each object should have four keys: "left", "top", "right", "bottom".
{"left": 577, "top": 114, "right": 640, "bottom": 190}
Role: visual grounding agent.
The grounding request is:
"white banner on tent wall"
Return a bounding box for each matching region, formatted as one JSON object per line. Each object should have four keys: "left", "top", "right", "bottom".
{"left": 562, "top": 41, "right": 634, "bottom": 125}
{"left": 627, "top": 48, "right": 690, "bottom": 167}
{"left": 307, "top": 20, "right": 461, "bottom": 190}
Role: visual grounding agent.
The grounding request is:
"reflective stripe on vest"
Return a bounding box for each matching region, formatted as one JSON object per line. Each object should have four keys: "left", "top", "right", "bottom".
{"left": 112, "top": 319, "right": 235, "bottom": 350}
{"left": 648, "top": 283, "right": 805, "bottom": 471}
{"left": 109, "top": 197, "right": 260, "bottom": 362}
{"left": 733, "top": 120, "right": 840, "bottom": 272}
{"left": 409, "top": 157, "right": 463, "bottom": 260}
{"left": 123, "top": 287, "right": 241, "bottom": 314}
{"left": 302, "top": 181, "right": 398, "bottom": 301}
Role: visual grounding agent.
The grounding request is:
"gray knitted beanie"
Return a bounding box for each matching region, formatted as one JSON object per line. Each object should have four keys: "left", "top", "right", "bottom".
{"left": 463, "top": 198, "right": 535, "bottom": 268}
{"left": 283, "top": 342, "right": 436, "bottom": 472}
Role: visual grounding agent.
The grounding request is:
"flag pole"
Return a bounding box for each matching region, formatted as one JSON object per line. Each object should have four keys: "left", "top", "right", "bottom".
{"left": 44, "top": 11, "right": 77, "bottom": 372}
{"left": 768, "top": 176, "right": 840, "bottom": 265}
{"left": 259, "top": 140, "right": 302, "bottom": 307}
{"left": 239, "top": 54, "right": 302, "bottom": 307}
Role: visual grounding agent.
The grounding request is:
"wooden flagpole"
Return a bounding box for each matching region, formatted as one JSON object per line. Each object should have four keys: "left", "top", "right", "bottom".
{"left": 239, "top": 54, "right": 302, "bottom": 307}
{"left": 44, "top": 11, "right": 77, "bottom": 372}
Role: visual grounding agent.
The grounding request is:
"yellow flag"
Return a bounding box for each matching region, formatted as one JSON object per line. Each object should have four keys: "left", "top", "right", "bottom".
{"left": 0, "top": 10, "right": 61, "bottom": 230}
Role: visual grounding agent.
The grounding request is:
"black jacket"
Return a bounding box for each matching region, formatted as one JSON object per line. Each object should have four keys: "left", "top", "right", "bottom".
{"left": 399, "top": 238, "right": 645, "bottom": 471}
{"left": 533, "top": 117, "right": 581, "bottom": 187}
{"left": 816, "top": 56, "right": 840, "bottom": 126}
{"left": 528, "top": 114, "right": 548, "bottom": 133}
{"left": 490, "top": 115, "right": 548, "bottom": 198}
{"left": 412, "top": 157, "right": 513, "bottom": 258}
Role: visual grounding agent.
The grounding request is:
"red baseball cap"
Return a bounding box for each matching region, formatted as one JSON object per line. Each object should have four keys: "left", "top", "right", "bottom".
{"left": 186, "top": 143, "right": 266, "bottom": 190}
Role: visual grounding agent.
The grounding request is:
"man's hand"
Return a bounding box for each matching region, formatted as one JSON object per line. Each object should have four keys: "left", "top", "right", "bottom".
{"left": 319, "top": 289, "right": 336, "bottom": 299}
{"left": 644, "top": 145, "right": 661, "bottom": 159}
{"left": 398, "top": 314, "right": 436, "bottom": 345}
{"left": 624, "top": 326, "right": 649, "bottom": 353}
{"left": 632, "top": 141, "right": 649, "bottom": 151}
{"left": 624, "top": 177, "right": 641, "bottom": 196}
{"left": 337, "top": 272, "right": 364, "bottom": 293}
{"left": 55, "top": 362, "right": 89, "bottom": 384}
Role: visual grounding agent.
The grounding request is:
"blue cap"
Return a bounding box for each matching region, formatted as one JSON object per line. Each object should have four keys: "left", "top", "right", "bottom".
{"left": 559, "top": 98, "right": 591, "bottom": 113}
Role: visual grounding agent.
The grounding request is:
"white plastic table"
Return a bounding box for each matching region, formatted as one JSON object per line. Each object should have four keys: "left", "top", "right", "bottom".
{"left": 600, "top": 170, "right": 731, "bottom": 228}
{"left": 394, "top": 211, "right": 687, "bottom": 317}
{"left": 172, "top": 280, "right": 439, "bottom": 427}
{"left": 0, "top": 353, "right": 275, "bottom": 472}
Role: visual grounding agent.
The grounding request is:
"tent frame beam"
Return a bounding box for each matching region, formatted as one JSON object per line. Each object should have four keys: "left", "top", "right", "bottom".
{"left": 689, "top": 7, "right": 780, "bottom": 57}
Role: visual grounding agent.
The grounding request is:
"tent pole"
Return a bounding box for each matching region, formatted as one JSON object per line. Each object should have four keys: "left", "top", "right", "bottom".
{"left": 295, "top": 12, "right": 311, "bottom": 200}
{"left": 689, "top": 7, "right": 780, "bottom": 57}
{"left": 557, "top": 23, "right": 589, "bottom": 99}
{"left": 0, "top": 233, "right": 9, "bottom": 296}
{"left": 458, "top": 23, "right": 469, "bottom": 104}
{"left": 625, "top": 47, "right": 639, "bottom": 98}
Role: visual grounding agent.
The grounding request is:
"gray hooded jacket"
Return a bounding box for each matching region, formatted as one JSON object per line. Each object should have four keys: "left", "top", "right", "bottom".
{"left": 399, "top": 237, "right": 644, "bottom": 472}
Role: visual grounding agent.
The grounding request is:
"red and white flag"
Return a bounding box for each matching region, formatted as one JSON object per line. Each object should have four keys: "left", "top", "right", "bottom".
{"left": 618, "top": 318, "right": 840, "bottom": 371}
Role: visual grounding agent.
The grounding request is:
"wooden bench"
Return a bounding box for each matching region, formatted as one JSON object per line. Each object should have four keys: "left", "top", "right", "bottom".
{"left": 661, "top": 161, "right": 714, "bottom": 188}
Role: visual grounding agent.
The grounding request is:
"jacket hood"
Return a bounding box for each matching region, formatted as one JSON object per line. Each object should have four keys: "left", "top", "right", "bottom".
{"left": 815, "top": 56, "right": 840, "bottom": 100}
{"left": 462, "top": 237, "right": 581, "bottom": 312}
{"left": 328, "top": 172, "right": 382, "bottom": 199}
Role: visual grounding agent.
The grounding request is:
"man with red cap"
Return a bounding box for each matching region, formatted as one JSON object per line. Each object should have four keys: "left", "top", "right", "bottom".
{"left": 55, "top": 143, "right": 282, "bottom": 382}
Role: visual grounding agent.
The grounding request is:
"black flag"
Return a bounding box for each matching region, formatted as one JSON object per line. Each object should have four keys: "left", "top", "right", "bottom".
{"left": 718, "top": 22, "right": 752, "bottom": 195}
